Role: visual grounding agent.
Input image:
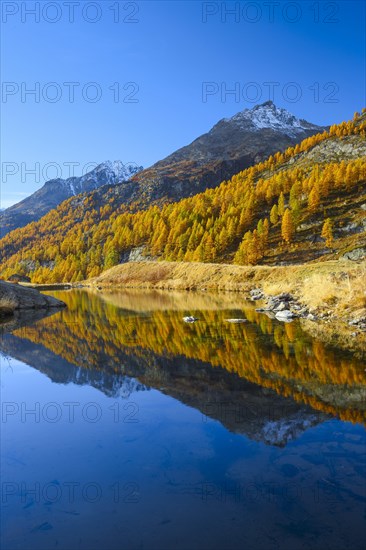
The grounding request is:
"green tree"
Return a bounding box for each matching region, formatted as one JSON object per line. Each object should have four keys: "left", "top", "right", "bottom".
{"left": 104, "top": 247, "right": 119, "bottom": 269}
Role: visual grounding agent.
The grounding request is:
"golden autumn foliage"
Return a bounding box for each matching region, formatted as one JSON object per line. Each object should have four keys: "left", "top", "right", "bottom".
{"left": 12, "top": 290, "right": 366, "bottom": 424}
{"left": 281, "top": 209, "right": 295, "bottom": 244}
{"left": 321, "top": 218, "right": 334, "bottom": 248}
{"left": 1, "top": 112, "right": 366, "bottom": 282}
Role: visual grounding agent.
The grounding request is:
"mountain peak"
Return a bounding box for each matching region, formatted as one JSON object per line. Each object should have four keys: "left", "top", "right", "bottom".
{"left": 225, "top": 101, "right": 322, "bottom": 137}
{"left": 253, "top": 100, "right": 275, "bottom": 109}
{"left": 92, "top": 160, "right": 143, "bottom": 180}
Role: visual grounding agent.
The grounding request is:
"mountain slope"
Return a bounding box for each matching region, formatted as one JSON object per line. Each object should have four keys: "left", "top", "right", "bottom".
{"left": 0, "top": 160, "right": 143, "bottom": 237}
{"left": 1, "top": 102, "right": 325, "bottom": 238}
{"left": 130, "top": 100, "right": 327, "bottom": 205}
{"left": 0, "top": 111, "right": 364, "bottom": 283}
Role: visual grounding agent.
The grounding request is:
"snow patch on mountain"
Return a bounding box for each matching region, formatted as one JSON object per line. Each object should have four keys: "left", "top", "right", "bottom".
{"left": 68, "top": 180, "right": 76, "bottom": 195}
{"left": 59, "top": 160, "right": 143, "bottom": 196}
{"left": 225, "top": 101, "right": 320, "bottom": 137}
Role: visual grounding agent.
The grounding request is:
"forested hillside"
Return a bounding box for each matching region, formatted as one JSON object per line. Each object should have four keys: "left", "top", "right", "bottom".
{"left": 1, "top": 111, "right": 365, "bottom": 283}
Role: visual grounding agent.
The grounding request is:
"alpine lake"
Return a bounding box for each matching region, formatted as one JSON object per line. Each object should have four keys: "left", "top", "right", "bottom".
{"left": 1, "top": 289, "right": 365, "bottom": 550}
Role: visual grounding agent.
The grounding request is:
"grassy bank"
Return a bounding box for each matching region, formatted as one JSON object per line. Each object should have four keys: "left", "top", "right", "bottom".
{"left": 87, "top": 260, "right": 366, "bottom": 355}
{"left": 89, "top": 260, "right": 364, "bottom": 312}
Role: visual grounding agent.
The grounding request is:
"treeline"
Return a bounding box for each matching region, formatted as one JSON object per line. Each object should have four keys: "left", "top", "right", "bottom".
{"left": 1, "top": 111, "right": 365, "bottom": 282}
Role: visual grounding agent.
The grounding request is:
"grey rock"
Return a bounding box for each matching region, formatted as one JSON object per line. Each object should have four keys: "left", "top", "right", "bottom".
{"left": 0, "top": 281, "right": 66, "bottom": 311}
{"left": 343, "top": 247, "right": 366, "bottom": 261}
{"left": 275, "top": 310, "right": 297, "bottom": 322}
{"left": 251, "top": 293, "right": 263, "bottom": 301}
{"left": 274, "top": 302, "right": 287, "bottom": 312}
{"left": 250, "top": 288, "right": 263, "bottom": 300}
{"left": 304, "top": 135, "right": 366, "bottom": 164}
{"left": 120, "top": 246, "right": 150, "bottom": 263}
{"left": 263, "top": 311, "right": 277, "bottom": 320}
{"left": 249, "top": 288, "right": 264, "bottom": 300}
{"left": 250, "top": 288, "right": 262, "bottom": 295}
{"left": 276, "top": 292, "right": 293, "bottom": 301}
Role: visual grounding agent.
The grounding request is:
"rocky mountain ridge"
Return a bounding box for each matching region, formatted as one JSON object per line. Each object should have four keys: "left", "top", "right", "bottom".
{"left": 1, "top": 102, "right": 326, "bottom": 237}
{"left": 0, "top": 161, "right": 143, "bottom": 237}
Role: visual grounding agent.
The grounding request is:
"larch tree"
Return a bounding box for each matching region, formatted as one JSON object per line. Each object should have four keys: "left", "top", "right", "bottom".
{"left": 278, "top": 192, "right": 285, "bottom": 216}
{"left": 270, "top": 204, "right": 279, "bottom": 225}
{"left": 321, "top": 218, "right": 334, "bottom": 248}
{"left": 308, "top": 184, "right": 320, "bottom": 213}
{"left": 281, "top": 209, "right": 295, "bottom": 244}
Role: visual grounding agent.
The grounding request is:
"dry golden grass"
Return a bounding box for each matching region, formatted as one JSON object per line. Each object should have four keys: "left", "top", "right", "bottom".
{"left": 261, "top": 262, "right": 366, "bottom": 316}
{"left": 89, "top": 259, "right": 366, "bottom": 317}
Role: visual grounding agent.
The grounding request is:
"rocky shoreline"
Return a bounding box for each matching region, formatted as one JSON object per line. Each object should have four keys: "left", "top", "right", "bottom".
{"left": 250, "top": 288, "right": 366, "bottom": 331}
{"left": 247, "top": 287, "right": 366, "bottom": 358}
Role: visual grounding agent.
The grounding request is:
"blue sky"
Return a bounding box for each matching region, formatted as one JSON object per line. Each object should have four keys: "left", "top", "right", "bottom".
{"left": 1, "top": 0, "right": 365, "bottom": 207}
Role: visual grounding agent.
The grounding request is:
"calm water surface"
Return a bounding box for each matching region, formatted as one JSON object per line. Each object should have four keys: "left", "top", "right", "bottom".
{"left": 1, "top": 289, "right": 365, "bottom": 550}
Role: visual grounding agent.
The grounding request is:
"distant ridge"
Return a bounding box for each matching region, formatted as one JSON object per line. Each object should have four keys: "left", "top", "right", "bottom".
{"left": 0, "top": 161, "right": 143, "bottom": 237}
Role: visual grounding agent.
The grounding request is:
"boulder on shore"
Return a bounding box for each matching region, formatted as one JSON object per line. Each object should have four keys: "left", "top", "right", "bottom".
{"left": 275, "top": 310, "right": 296, "bottom": 322}
{"left": 0, "top": 280, "right": 66, "bottom": 312}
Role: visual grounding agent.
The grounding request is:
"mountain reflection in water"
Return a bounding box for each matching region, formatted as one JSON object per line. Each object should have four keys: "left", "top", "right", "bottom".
{"left": 1, "top": 289, "right": 366, "bottom": 550}
{"left": 2, "top": 289, "right": 365, "bottom": 436}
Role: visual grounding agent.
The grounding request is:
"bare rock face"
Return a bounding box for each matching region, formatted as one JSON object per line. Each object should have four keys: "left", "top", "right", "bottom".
{"left": 0, "top": 281, "right": 66, "bottom": 311}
